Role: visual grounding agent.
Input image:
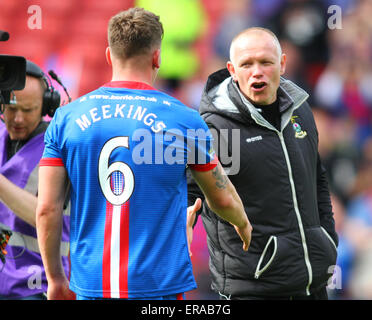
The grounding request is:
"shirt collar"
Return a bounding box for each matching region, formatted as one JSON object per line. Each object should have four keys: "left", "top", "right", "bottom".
{"left": 102, "top": 81, "right": 156, "bottom": 91}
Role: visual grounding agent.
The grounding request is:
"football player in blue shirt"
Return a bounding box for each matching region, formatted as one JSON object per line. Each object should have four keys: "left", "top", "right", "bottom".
{"left": 36, "top": 7, "right": 252, "bottom": 300}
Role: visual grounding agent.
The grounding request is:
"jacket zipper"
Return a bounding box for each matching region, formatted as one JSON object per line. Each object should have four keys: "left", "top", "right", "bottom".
{"left": 246, "top": 110, "right": 314, "bottom": 294}
{"left": 254, "top": 235, "right": 278, "bottom": 279}
{"left": 233, "top": 80, "right": 312, "bottom": 294}
{"left": 278, "top": 131, "right": 313, "bottom": 295}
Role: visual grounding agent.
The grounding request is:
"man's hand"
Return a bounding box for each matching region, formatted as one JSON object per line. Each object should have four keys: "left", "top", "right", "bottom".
{"left": 47, "top": 277, "right": 76, "bottom": 300}
{"left": 234, "top": 221, "right": 253, "bottom": 251}
{"left": 187, "top": 198, "right": 202, "bottom": 257}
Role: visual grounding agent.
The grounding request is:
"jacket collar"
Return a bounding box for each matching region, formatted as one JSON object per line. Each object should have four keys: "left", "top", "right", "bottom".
{"left": 200, "top": 68, "right": 309, "bottom": 131}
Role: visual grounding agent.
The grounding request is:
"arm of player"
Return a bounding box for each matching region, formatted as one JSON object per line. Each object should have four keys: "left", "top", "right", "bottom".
{"left": 36, "top": 166, "right": 75, "bottom": 300}
{"left": 190, "top": 162, "right": 252, "bottom": 251}
{"left": 0, "top": 174, "right": 38, "bottom": 227}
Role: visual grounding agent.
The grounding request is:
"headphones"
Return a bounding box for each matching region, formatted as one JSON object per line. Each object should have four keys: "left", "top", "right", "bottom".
{"left": 26, "top": 60, "right": 61, "bottom": 117}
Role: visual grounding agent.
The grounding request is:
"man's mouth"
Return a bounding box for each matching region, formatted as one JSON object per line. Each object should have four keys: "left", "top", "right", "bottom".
{"left": 251, "top": 82, "right": 267, "bottom": 91}
{"left": 13, "top": 127, "right": 25, "bottom": 132}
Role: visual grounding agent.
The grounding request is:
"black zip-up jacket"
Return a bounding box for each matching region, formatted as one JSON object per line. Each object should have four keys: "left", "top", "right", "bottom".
{"left": 187, "top": 69, "right": 338, "bottom": 297}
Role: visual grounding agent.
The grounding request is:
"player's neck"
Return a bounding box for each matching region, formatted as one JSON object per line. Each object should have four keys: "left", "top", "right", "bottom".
{"left": 111, "top": 66, "right": 154, "bottom": 87}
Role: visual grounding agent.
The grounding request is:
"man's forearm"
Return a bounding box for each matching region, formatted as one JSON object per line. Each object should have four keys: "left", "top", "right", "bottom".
{"left": 36, "top": 203, "right": 66, "bottom": 282}
{"left": 191, "top": 163, "right": 249, "bottom": 228}
{"left": 36, "top": 165, "right": 70, "bottom": 298}
{"left": 0, "top": 174, "right": 37, "bottom": 226}
{"left": 190, "top": 163, "right": 252, "bottom": 250}
{"left": 205, "top": 182, "right": 248, "bottom": 228}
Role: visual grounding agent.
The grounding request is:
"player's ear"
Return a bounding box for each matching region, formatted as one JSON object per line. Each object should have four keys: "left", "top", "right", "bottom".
{"left": 227, "top": 61, "right": 237, "bottom": 82}
{"left": 152, "top": 49, "right": 161, "bottom": 69}
{"left": 106, "top": 47, "right": 112, "bottom": 66}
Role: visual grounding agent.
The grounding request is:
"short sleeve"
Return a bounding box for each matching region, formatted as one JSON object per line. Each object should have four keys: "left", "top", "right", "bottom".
{"left": 40, "top": 111, "right": 64, "bottom": 167}
{"left": 187, "top": 113, "right": 218, "bottom": 172}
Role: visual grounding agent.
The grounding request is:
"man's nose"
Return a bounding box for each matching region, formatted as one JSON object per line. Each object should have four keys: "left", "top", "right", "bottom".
{"left": 14, "top": 110, "right": 25, "bottom": 123}
{"left": 252, "top": 64, "right": 263, "bottom": 78}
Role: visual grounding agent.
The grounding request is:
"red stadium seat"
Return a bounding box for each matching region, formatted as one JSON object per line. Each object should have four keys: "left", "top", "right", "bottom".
{"left": 69, "top": 12, "right": 109, "bottom": 41}
{"left": 5, "top": 34, "right": 52, "bottom": 66}
{"left": 81, "top": 0, "right": 135, "bottom": 14}
{"left": 25, "top": 0, "right": 78, "bottom": 17}
{"left": 0, "top": 1, "right": 19, "bottom": 16}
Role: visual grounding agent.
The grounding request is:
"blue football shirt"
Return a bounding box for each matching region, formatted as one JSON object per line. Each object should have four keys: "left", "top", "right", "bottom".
{"left": 40, "top": 81, "right": 217, "bottom": 298}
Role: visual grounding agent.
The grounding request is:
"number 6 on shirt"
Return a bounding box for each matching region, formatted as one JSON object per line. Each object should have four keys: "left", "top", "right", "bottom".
{"left": 98, "top": 136, "right": 135, "bottom": 206}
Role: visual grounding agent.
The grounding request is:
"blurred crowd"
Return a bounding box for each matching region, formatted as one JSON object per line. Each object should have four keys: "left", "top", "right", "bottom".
{"left": 1, "top": 0, "right": 372, "bottom": 300}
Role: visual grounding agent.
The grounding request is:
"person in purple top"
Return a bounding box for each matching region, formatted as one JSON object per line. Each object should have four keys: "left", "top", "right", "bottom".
{"left": 0, "top": 60, "right": 70, "bottom": 300}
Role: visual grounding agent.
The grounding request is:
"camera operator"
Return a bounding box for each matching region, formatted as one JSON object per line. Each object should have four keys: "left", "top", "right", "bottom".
{"left": 0, "top": 60, "right": 70, "bottom": 300}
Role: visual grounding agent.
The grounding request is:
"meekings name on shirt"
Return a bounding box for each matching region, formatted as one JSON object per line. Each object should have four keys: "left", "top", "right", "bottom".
{"left": 75, "top": 104, "right": 167, "bottom": 133}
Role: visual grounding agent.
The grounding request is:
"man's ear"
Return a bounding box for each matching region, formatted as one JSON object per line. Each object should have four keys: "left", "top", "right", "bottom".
{"left": 280, "top": 53, "right": 287, "bottom": 76}
{"left": 106, "top": 47, "right": 112, "bottom": 66}
{"left": 152, "top": 49, "right": 161, "bottom": 69}
{"left": 227, "top": 61, "right": 237, "bottom": 82}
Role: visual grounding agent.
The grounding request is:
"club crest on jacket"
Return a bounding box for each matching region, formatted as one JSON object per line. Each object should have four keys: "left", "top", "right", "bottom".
{"left": 291, "top": 116, "right": 307, "bottom": 139}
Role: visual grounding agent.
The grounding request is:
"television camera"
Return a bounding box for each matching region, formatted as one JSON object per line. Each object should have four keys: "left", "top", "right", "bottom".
{"left": 0, "top": 30, "right": 26, "bottom": 105}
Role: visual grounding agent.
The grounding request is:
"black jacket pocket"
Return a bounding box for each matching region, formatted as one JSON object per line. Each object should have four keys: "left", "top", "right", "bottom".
{"left": 305, "top": 226, "right": 338, "bottom": 289}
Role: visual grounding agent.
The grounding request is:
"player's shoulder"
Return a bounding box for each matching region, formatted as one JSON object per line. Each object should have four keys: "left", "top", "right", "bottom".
{"left": 74, "top": 87, "right": 105, "bottom": 107}
{"left": 156, "top": 90, "right": 201, "bottom": 118}
{"left": 54, "top": 87, "right": 103, "bottom": 117}
{"left": 160, "top": 94, "right": 206, "bottom": 131}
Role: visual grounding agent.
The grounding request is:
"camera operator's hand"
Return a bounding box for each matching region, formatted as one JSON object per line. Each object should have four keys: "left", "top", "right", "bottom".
{"left": 0, "top": 228, "right": 12, "bottom": 263}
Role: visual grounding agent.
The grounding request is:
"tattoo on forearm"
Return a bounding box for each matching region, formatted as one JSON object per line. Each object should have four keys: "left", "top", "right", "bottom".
{"left": 212, "top": 166, "right": 228, "bottom": 189}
